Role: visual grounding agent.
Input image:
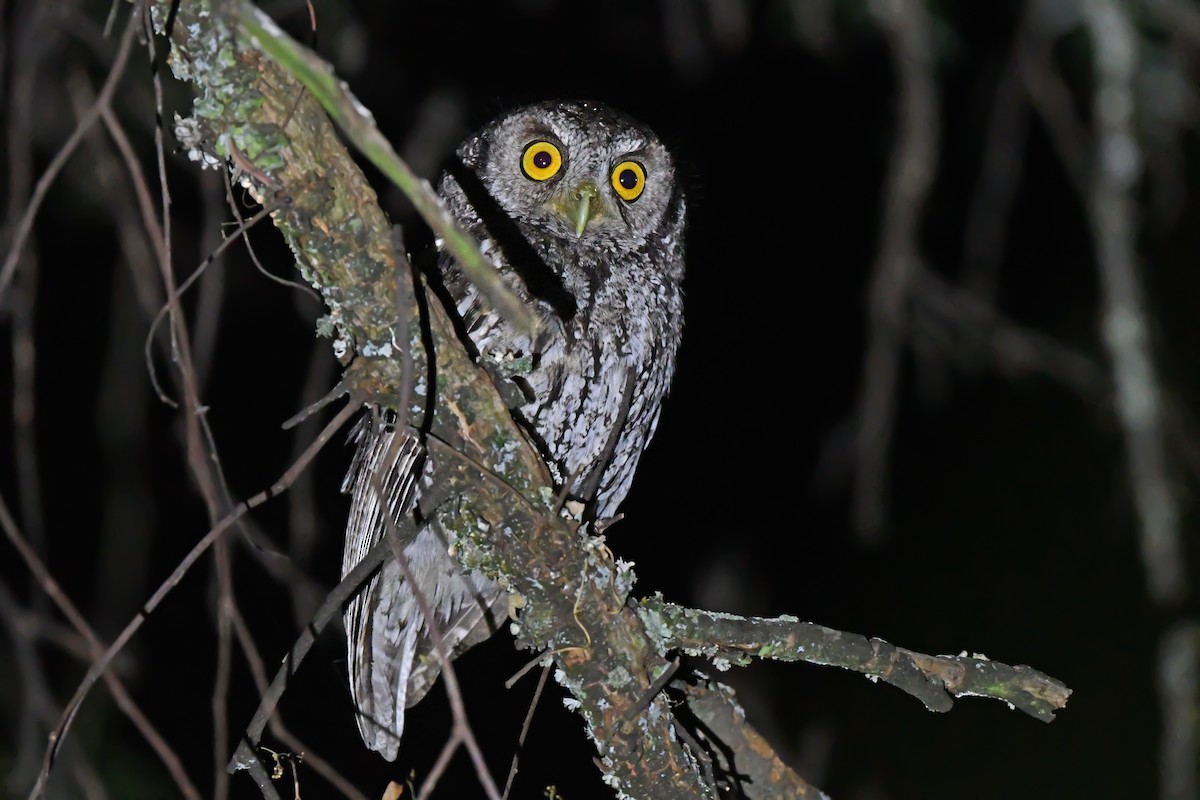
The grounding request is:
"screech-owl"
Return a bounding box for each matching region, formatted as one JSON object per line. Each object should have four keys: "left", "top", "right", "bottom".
{"left": 340, "top": 100, "right": 687, "bottom": 760}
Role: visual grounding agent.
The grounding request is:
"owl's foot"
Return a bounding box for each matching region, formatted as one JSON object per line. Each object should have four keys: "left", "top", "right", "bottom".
{"left": 507, "top": 592, "right": 525, "bottom": 621}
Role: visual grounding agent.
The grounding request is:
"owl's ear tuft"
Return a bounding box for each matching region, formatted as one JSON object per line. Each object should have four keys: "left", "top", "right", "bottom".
{"left": 455, "top": 133, "right": 487, "bottom": 170}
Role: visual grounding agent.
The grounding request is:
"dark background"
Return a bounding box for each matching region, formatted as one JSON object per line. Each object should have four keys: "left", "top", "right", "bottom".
{"left": 2, "top": 1, "right": 1197, "bottom": 798}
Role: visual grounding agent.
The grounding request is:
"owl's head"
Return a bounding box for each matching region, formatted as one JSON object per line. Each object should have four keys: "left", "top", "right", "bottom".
{"left": 454, "top": 100, "right": 683, "bottom": 249}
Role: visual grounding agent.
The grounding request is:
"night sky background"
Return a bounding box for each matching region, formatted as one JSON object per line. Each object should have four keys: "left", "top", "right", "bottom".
{"left": 3, "top": 1, "right": 1198, "bottom": 798}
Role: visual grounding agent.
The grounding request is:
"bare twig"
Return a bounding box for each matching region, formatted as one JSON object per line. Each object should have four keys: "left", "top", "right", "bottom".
{"left": 191, "top": 175, "right": 228, "bottom": 386}
{"left": 140, "top": 198, "right": 279, "bottom": 407}
{"left": 912, "top": 270, "right": 1106, "bottom": 396}
{"left": 213, "top": 538, "right": 234, "bottom": 800}
{"left": 418, "top": 732, "right": 467, "bottom": 800}
{"left": 222, "top": 168, "right": 319, "bottom": 299}
{"left": 0, "top": 495, "right": 204, "bottom": 800}
{"left": 227, "top": 599, "right": 369, "bottom": 800}
{"left": 0, "top": 580, "right": 99, "bottom": 796}
{"left": 852, "top": 0, "right": 938, "bottom": 541}
{"left": 501, "top": 663, "right": 552, "bottom": 800}
{"left": 226, "top": 533, "right": 391, "bottom": 779}
{"left": 4, "top": 0, "right": 47, "bottom": 564}
{"left": 1016, "top": 18, "right": 1092, "bottom": 195}
{"left": 284, "top": 347, "right": 340, "bottom": 624}
{"left": 1082, "top": 0, "right": 1184, "bottom": 604}
{"left": 960, "top": 3, "right": 1034, "bottom": 299}
{"left": 0, "top": 4, "right": 139, "bottom": 301}
{"left": 27, "top": 400, "right": 358, "bottom": 799}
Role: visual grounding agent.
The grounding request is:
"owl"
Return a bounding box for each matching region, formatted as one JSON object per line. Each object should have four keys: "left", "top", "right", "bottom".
{"left": 341, "top": 100, "right": 687, "bottom": 760}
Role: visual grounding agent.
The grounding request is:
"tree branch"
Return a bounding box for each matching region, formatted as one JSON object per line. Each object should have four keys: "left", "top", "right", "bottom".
{"left": 638, "top": 598, "right": 1071, "bottom": 723}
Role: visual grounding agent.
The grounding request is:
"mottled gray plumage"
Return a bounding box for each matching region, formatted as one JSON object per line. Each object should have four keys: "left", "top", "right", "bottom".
{"left": 341, "top": 100, "right": 687, "bottom": 760}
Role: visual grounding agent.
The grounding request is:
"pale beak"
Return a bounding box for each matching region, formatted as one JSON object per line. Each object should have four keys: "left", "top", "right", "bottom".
{"left": 573, "top": 182, "right": 598, "bottom": 236}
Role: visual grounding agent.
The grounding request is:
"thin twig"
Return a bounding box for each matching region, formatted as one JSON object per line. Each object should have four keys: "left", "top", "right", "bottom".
{"left": 227, "top": 534, "right": 392, "bottom": 778}
{"left": 226, "top": 589, "right": 370, "bottom": 800}
{"left": 27, "top": 400, "right": 359, "bottom": 799}
{"left": 417, "top": 732, "right": 466, "bottom": 800}
{"left": 140, "top": 197, "right": 278, "bottom": 406}
{"left": 222, "top": 168, "right": 318, "bottom": 299}
{"left": 4, "top": 0, "right": 46, "bottom": 567}
{"left": 4, "top": 5, "right": 57, "bottom": 782}
{"left": 853, "top": 0, "right": 938, "bottom": 541}
{"left": 960, "top": 2, "right": 1034, "bottom": 299}
{"left": 0, "top": 4, "right": 139, "bottom": 301}
{"left": 0, "top": 579, "right": 98, "bottom": 796}
{"left": 284, "top": 348, "right": 340, "bottom": 625}
{"left": 213, "top": 539, "right": 234, "bottom": 800}
{"left": 0, "top": 496, "right": 204, "bottom": 800}
{"left": 1016, "top": 25, "right": 1092, "bottom": 195}
{"left": 505, "top": 652, "right": 551, "bottom": 690}
{"left": 502, "top": 663, "right": 552, "bottom": 800}
{"left": 912, "top": 269, "right": 1106, "bottom": 396}
{"left": 192, "top": 174, "right": 229, "bottom": 387}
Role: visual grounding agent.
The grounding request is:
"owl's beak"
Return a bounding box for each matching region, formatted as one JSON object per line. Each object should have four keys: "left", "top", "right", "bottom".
{"left": 572, "top": 182, "right": 598, "bottom": 236}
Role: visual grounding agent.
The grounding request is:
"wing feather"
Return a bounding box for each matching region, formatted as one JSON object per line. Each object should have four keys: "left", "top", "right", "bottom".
{"left": 341, "top": 413, "right": 504, "bottom": 761}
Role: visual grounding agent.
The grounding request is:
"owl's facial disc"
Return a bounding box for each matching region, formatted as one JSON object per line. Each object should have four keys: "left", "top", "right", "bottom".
{"left": 470, "top": 103, "right": 677, "bottom": 245}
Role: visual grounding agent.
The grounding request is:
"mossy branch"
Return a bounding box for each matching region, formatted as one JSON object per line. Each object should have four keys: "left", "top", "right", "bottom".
{"left": 638, "top": 597, "right": 1072, "bottom": 722}
{"left": 677, "top": 679, "right": 830, "bottom": 800}
{"left": 237, "top": 0, "right": 536, "bottom": 338}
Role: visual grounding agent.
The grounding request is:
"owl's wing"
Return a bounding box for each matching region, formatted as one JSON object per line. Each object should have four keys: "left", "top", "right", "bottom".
{"left": 341, "top": 413, "right": 506, "bottom": 761}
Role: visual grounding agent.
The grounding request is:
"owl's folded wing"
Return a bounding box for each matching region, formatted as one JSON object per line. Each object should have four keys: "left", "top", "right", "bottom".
{"left": 341, "top": 416, "right": 425, "bottom": 759}
{"left": 341, "top": 414, "right": 505, "bottom": 761}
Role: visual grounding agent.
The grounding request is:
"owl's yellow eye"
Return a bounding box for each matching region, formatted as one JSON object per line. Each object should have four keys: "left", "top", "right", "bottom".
{"left": 521, "top": 141, "right": 563, "bottom": 181}
{"left": 611, "top": 160, "right": 646, "bottom": 201}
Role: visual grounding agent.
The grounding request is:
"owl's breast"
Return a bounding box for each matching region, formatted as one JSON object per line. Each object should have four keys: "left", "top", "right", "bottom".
{"left": 442, "top": 222, "right": 683, "bottom": 518}
{"left": 518, "top": 257, "right": 682, "bottom": 516}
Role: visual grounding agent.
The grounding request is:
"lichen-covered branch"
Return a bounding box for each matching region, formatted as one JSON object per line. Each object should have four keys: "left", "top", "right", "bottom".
{"left": 676, "top": 678, "right": 828, "bottom": 800}
{"left": 637, "top": 598, "right": 1071, "bottom": 723}
{"left": 235, "top": 1, "right": 536, "bottom": 338}
{"left": 157, "top": 1, "right": 710, "bottom": 796}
